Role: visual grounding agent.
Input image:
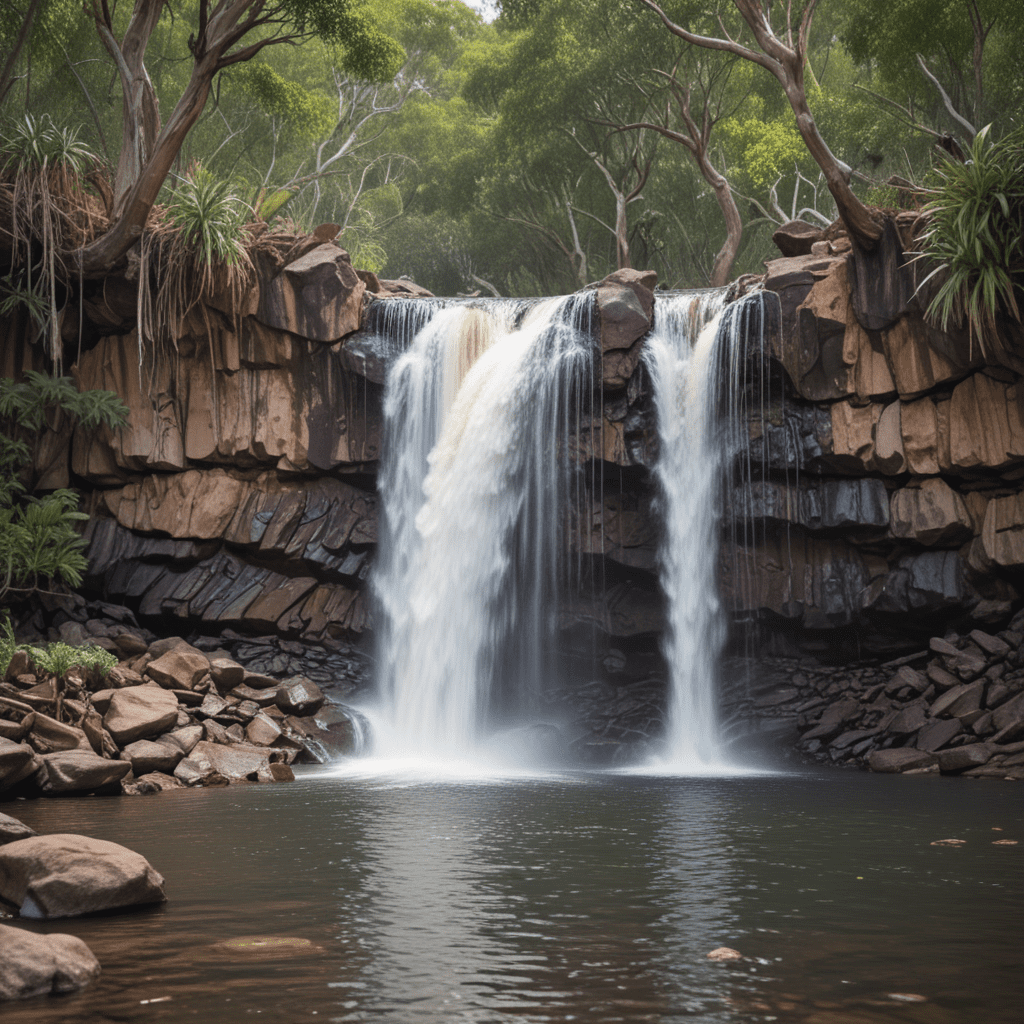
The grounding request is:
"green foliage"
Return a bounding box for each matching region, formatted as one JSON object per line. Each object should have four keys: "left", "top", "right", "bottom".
{"left": 22, "top": 639, "right": 117, "bottom": 680}
{"left": 721, "top": 107, "right": 807, "bottom": 191}
{"left": 0, "top": 113, "right": 96, "bottom": 178}
{"left": 917, "top": 125, "right": 1024, "bottom": 350}
{"left": 280, "top": 0, "right": 406, "bottom": 81}
{"left": 0, "top": 615, "right": 116, "bottom": 679}
{"left": 232, "top": 62, "right": 336, "bottom": 139}
{"left": 165, "top": 166, "right": 250, "bottom": 268}
{"left": 0, "top": 374, "right": 127, "bottom": 602}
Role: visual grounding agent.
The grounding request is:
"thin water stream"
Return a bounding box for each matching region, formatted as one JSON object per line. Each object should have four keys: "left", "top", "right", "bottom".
{"left": 3, "top": 769, "right": 1020, "bottom": 1023}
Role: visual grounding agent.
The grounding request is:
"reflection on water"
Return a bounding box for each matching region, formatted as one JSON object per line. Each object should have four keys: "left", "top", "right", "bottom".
{"left": 2, "top": 769, "right": 1021, "bottom": 1024}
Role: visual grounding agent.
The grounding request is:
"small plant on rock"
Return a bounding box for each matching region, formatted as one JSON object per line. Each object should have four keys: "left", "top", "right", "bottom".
{"left": 916, "top": 124, "right": 1024, "bottom": 356}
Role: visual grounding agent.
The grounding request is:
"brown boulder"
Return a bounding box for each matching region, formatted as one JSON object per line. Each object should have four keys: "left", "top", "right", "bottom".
{"left": 0, "top": 834, "right": 165, "bottom": 918}
{"left": 146, "top": 646, "right": 210, "bottom": 690}
{"left": 982, "top": 493, "right": 1024, "bottom": 569}
{"left": 210, "top": 657, "right": 246, "bottom": 691}
{"left": 103, "top": 686, "right": 180, "bottom": 745}
{"left": 772, "top": 219, "right": 823, "bottom": 257}
{"left": 24, "top": 713, "right": 92, "bottom": 754}
{"left": 275, "top": 677, "right": 324, "bottom": 716}
{"left": 122, "top": 739, "right": 184, "bottom": 775}
{"left": 257, "top": 243, "right": 365, "bottom": 342}
{"left": 949, "top": 374, "right": 1024, "bottom": 471}
{"left": 596, "top": 281, "right": 651, "bottom": 354}
{"left": 0, "top": 739, "right": 38, "bottom": 792}
{"left": 184, "top": 740, "right": 284, "bottom": 782}
{"left": 937, "top": 743, "right": 992, "bottom": 774}
{"left": 36, "top": 751, "right": 132, "bottom": 794}
{"left": 0, "top": 923, "right": 100, "bottom": 1000}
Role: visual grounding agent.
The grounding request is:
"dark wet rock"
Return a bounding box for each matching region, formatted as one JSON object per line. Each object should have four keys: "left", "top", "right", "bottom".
{"left": 0, "top": 923, "right": 101, "bottom": 1000}
{"left": 887, "top": 704, "right": 927, "bottom": 735}
{"left": 937, "top": 743, "right": 993, "bottom": 774}
{"left": 868, "top": 748, "right": 938, "bottom": 773}
{"left": 0, "top": 834, "right": 165, "bottom": 918}
{"left": 914, "top": 718, "right": 962, "bottom": 752}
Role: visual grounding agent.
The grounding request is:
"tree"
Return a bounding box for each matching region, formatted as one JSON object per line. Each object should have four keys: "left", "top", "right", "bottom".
{"left": 74, "top": 0, "right": 404, "bottom": 275}
{"left": 634, "top": 0, "right": 884, "bottom": 248}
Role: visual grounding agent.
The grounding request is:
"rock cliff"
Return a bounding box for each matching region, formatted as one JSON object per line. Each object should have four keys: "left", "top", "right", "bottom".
{"left": 4, "top": 213, "right": 1023, "bottom": 768}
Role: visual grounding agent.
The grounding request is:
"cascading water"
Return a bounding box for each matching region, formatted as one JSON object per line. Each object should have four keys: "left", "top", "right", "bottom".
{"left": 644, "top": 290, "right": 730, "bottom": 768}
{"left": 372, "top": 294, "right": 594, "bottom": 760}
{"left": 644, "top": 288, "right": 772, "bottom": 770}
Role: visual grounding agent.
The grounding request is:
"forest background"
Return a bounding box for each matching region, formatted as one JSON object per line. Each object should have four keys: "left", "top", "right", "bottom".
{"left": 1, "top": 0, "right": 1022, "bottom": 297}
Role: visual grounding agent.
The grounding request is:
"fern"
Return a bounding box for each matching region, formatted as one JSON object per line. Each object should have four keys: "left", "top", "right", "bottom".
{"left": 0, "top": 374, "right": 127, "bottom": 603}
{"left": 24, "top": 640, "right": 117, "bottom": 679}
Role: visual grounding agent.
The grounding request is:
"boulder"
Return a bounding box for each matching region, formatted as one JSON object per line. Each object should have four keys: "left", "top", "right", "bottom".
{"left": 868, "top": 748, "right": 937, "bottom": 773}
{"left": 982, "top": 493, "right": 1024, "bottom": 569}
{"left": 209, "top": 657, "right": 246, "bottom": 690}
{"left": 595, "top": 268, "right": 656, "bottom": 359}
{"left": 0, "top": 813, "right": 36, "bottom": 846}
{"left": 0, "top": 923, "right": 100, "bottom": 1000}
{"left": 914, "top": 718, "right": 962, "bottom": 752}
{"left": 937, "top": 743, "right": 992, "bottom": 774}
{"left": 146, "top": 646, "right": 210, "bottom": 690}
{"left": 256, "top": 243, "right": 365, "bottom": 342}
{"left": 0, "top": 834, "right": 165, "bottom": 918}
{"left": 275, "top": 677, "right": 324, "bottom": 716}
{"left": 23, "top": 713, "right": 92, "bottom": 754}
{"left": 183, "top": 740, "right": 282, "bottom": 782}
{"left": 0, "top": 739, "right": 38, "bottom": 792}
{"left": 122, "top": 739, "right": 184, "bottom": 775}
{"left": 103, "top": 686, "right": 179, "bottom": 745}
{"left": 163, "top": 725, "right": 203, "bottom": 755}
{"left": 772, "top": 219, "right": 823, "bottom": 257}
{"left": 173, "top": 756, "right": 229, "bottom": 787}
{"left": 124, "top": 771, "right": 183, "bottom": 795}
{"left": 36, "top": 750, "right": 132, "bottom": 794}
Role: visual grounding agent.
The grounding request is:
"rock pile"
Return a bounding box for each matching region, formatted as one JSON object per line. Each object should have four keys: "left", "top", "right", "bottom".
{"left": 1, "top": 602, "right": 366, "bottom": 798}
{"left": 737, "top": 609, "right": 1024, "bottom": 779}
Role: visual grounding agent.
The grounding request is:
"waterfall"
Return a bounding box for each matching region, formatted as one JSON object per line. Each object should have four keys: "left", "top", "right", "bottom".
{"left": 645, "top": 289, "right": 731, "bottom": 768}
{"left": 373, "top": 294, "right": 594, "bottom": 758}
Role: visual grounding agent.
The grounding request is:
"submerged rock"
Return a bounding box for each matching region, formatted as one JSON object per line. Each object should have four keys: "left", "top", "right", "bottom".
{"left": 0, "top": 923, "right": 100, "bottom": 1000}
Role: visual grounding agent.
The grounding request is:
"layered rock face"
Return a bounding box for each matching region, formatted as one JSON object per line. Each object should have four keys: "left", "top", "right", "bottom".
{"left": 6, "top": 214, "right": 1023, "bottom": 769}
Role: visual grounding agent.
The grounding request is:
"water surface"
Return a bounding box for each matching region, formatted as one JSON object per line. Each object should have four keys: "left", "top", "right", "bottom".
{"left": 3, "top": 768, "right": 1020, "bottom": 1023}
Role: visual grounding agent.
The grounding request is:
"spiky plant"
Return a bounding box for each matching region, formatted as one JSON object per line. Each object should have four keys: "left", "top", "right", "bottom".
{"left": 0, "top": 115, "right": 101, "bottom": 371}
{"left": 138, "top": 164, "right": 255, "bottom": 376}
{"left": 916, "top": 125, "right": 1024, "bottom": 356}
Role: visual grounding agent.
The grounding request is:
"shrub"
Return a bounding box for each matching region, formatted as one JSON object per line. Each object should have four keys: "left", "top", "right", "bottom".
{"left": 916, "top": 125, "right": 1024, "bottom": 355}
{"left": 0, "top": 372, "right": 127, "bottom": 604}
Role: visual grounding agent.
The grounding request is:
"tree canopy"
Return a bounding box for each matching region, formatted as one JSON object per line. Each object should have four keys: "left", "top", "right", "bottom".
{"left": 0, "top": 0, "right": 1022, "bottom": 294}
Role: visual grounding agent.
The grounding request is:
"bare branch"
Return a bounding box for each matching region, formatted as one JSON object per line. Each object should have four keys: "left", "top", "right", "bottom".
{"left": 916, "top": 53, "right": 977, "bottom": 140}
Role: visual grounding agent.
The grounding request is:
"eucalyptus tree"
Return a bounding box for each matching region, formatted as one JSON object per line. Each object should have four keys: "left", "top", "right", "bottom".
{"left": 6, "top": 0, "right": 407, "bottom": 276}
